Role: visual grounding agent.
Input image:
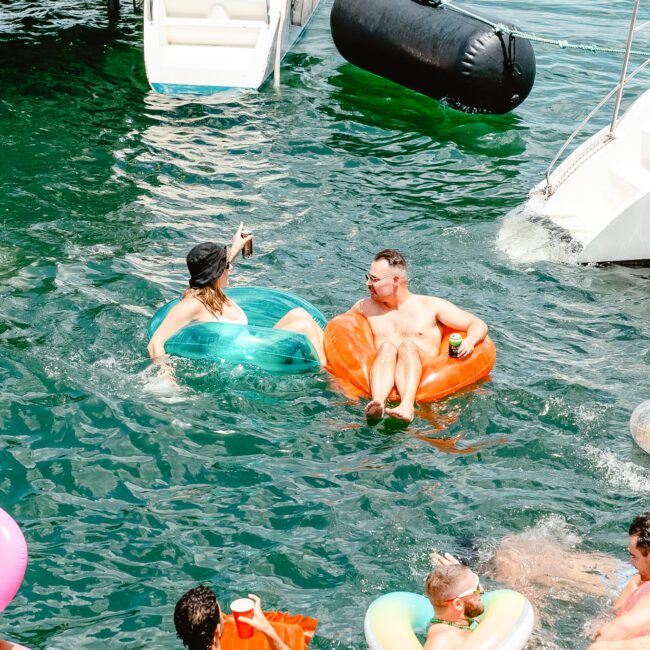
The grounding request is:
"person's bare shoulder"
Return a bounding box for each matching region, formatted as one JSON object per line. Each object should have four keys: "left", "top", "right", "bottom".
{"left": 155, "top": 295, "right": 206, "bottom": 331}
{"left": 424, "top": 624, "right": 464, "bottom": 650}
{"left": 409, "top": 294, "right": 442, "bottom": 312}
{"left": 347, "top": 299, "right": 362, "bottom": 314}
{"left": 425, "top": 294, "right": 470, "bottom": 318}
{"left": 172, "top": 295, "right": 204, "bottom": 316}
{"left": 348, "top": 298, "right": 375, "bottom": 316}
{"left": 410, "top": 293, "right": 439, "bottom": 303}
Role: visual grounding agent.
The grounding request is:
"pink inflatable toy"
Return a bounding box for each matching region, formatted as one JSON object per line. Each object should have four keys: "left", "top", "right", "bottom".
{"left": 0, "top": 508, "right": 28, "bottom": 613}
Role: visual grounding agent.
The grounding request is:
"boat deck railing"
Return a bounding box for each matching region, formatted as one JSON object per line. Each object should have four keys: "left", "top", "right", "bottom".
{"left": 539, "top": 0, "right": 650, "bottom": 198}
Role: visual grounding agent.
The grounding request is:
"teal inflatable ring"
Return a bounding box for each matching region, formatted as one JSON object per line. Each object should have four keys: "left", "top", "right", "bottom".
{"left": 147, "top": 287, "right": 326, "bottom": 374}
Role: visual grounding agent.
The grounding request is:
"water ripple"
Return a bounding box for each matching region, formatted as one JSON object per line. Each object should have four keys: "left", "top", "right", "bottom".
{"left": 1, "top": 0, "right": 650, "bottom": 648}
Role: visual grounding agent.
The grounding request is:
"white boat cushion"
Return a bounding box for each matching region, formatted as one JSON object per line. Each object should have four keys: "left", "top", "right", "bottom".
{"left": 165, "top": 0, "right": 268, "bottom": 21}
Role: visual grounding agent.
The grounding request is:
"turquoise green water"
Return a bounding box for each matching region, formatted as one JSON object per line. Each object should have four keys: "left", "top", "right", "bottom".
{"left": 1, "top": 1, "right": 650, "bottom": 648}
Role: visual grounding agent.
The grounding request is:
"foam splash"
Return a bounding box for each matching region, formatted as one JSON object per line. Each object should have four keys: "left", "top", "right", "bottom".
{"left": 141, "top": 368, "right": 189, "bottom": 403}
{"left": 496, "top": 205, "right": 581, "bottom": 266}
{"left": 584, "top": 444, "right": 650, "bottom": 492}
{"left": 484, "top": 513, "right": 623, "bottom": 647}
{"left": 512, "top": 513, "right": 583, "bottom": 548}
{"left": 429, "top": 516, "right": 585, "bottom": 577}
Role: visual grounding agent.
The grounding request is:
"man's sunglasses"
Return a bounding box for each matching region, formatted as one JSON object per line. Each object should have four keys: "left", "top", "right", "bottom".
{"left": 365, "top": 273, "right": 392, "bottom": 283}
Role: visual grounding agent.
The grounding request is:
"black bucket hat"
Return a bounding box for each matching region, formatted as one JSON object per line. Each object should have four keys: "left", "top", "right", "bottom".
{"left": 186, "top": 242, "right": 228, "bottom": 288}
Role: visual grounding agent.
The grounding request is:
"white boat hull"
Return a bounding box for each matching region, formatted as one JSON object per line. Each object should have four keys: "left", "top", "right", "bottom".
{"left": 144, "top": 0, "right": 319, "bottom": 93}
{"left": 525, "top": 89, "right": 650, "bottom": 265}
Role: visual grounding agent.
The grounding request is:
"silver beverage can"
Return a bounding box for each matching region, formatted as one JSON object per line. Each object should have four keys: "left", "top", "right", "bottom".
{"left": 241, "top": 228, "right": 253, "bottom": 257}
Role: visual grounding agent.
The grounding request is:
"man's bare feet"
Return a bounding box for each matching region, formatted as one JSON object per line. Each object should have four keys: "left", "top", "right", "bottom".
{"left": 365, "top": 400, "right": 385, "bottom": 419}
{"left": 386, "top": 403, "right": 415, "bottom": 422}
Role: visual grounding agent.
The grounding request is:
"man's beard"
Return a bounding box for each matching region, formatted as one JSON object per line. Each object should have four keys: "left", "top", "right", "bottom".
{"left": 464, "top": 599, "right": 485, "bottom": 618}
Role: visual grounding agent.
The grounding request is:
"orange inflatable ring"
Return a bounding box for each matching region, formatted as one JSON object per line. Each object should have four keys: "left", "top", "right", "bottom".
{"left": 324, "top": 313, "right": 496, "bottom": 402}
{"left": 220, "top": 611, "right": 317, "bottom": 649}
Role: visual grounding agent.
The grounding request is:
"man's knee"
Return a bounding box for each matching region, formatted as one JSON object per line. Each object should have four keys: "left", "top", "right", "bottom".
{"left": 281, "top": 307, "right": 310, "bottom": 327}
{"left": 397, "top": 339, "right": 418, "bottom": 356}
{"left": 286, "top": 307, "right": 308, "bottom": 319}
{"left": 377, "top": 342, "right": 398, "bottom": 357}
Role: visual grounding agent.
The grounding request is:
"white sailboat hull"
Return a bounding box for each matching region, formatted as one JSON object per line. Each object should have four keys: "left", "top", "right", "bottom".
{"left": 144, "top": 0, "right": 319, "bottom": 93}
{"left": 526, "top": 88, "right": 650, "bottom": 265}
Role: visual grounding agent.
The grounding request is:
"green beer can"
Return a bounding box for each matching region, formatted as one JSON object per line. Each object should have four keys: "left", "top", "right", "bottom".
{"left": 449, "top": 333, "right": 463, "bottom": 358}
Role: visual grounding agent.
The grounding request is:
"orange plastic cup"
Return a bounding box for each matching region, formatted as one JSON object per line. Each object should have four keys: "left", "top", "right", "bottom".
{"left": 231, "top": 598, "right": 255, "bottom": 639}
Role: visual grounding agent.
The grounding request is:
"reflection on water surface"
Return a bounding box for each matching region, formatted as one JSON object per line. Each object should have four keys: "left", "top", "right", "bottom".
{"left": 0, "top": 1, "right": 649, "bottom": 648}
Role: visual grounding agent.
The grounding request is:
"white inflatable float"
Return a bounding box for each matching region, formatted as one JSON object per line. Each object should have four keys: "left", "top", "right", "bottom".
{"left": 364, "top": 590, "right": 533, "bottom": 650}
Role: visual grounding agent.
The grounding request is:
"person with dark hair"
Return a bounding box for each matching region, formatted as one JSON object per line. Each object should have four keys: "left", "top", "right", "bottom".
{"left": 174, "top": 587, "right": 300, "bottom": 650}
{"left": 174, "top": 585, "right": 223, "bottom": 650}
{"left": 423, "top": 553, "right": 485, "bottom": 649}
{"left": 147, "top": 223, "right": 325, "bottom": 373}
{"left": 347, "top": 249, "right": 488, "bottom": 422}
{"left": 589, "top": 512, "right": 650, "bottom": 646}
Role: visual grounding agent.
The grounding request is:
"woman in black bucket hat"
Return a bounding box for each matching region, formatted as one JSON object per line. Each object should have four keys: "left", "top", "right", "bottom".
{"left": 147, "top": 223, "right": 325, "bottom": 367}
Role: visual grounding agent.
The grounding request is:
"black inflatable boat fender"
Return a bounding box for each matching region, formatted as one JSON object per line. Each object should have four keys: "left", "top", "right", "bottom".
{"left": 330, "top": 0, "right": 536, "bottom": 114}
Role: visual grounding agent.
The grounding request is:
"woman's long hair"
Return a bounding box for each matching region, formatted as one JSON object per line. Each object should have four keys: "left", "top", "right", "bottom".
{"left": 183, "top": 281, "right": 229, "bottom": 316}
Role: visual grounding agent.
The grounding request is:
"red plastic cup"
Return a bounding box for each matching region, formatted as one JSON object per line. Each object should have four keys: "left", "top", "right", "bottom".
{"left": 231, "top": 598, "right": 255, "bottom": 639}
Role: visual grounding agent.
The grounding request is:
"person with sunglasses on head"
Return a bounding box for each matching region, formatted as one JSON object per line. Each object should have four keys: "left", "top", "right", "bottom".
{"left": 347, "top": 249, "right": 488, "bottom": 422}
{"left": 147, "top": 223, "right": 326, "bottom": 375}
{"left": 588, "top": 512, "right": 650, "bottom": 648}
{"left": 423, "top": 553, "right": 485, "bottom": 650}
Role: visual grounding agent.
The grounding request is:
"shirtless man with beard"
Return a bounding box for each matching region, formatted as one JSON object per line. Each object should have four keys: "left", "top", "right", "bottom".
{"left": 424, "top": 559, "right": 485, "bottom": 649}
{"left": 347, "top": 249, "right": 488, "bottom": 422}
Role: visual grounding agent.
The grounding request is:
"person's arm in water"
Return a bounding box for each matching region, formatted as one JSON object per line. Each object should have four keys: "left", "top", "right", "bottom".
{"left": 593, "top": 594, "right": 650, "bottom": 641}
{"left": 238, "top": 594, "right": 290, "bottom": 650}
{"left": 434, "top": 298, "right": 488, "bottom": 359}
{"left": 147, "top": 298, "right": 204, "bottom": 360}
{"left": 146, "top": 297, "right": 204, "bottom": 383}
